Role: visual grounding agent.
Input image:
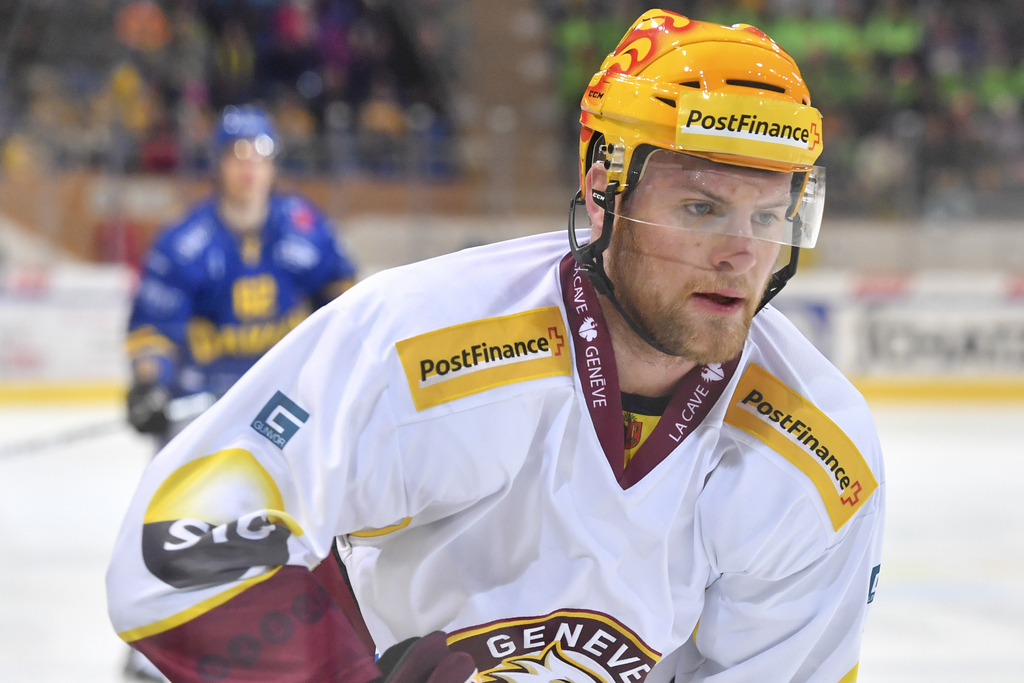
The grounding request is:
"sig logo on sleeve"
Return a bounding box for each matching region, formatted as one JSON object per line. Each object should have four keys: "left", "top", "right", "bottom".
{"left": 141, "top": 448, "right": 304, "bottom": 590}
{"left": 251, "top": 391, "right": 309, "bottom": 448}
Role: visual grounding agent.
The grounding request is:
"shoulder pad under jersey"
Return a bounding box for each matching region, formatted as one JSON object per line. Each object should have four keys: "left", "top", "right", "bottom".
{"left": 723, "top": 361, "right": 879, "bottom": 532}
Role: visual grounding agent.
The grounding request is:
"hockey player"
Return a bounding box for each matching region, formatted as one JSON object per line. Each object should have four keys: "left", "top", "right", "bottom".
{"left": 125, "top": 105, "right": 357, "bottom": 438}
{"left": 108, "top": 11, "right": 884, "bottom": 683}
{"left": 122, "top": 105, "right": 357, "bottom": 680}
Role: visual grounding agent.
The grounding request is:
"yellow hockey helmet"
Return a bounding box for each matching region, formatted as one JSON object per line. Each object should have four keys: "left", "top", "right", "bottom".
{"left": 579, "top": 9, "right": 823, "bottom": 189}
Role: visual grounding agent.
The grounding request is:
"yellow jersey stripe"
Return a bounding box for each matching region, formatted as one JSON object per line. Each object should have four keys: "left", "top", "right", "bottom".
{"left": 349, "top": 517, "right": 412, "bottom": 538}
{"left": 118, "top": 567, "right": 280, "bottom": 642}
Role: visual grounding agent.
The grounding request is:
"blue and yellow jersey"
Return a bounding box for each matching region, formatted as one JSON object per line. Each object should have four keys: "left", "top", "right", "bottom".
{"left": 127, "top": 193, "right": 356, "bottom": 396}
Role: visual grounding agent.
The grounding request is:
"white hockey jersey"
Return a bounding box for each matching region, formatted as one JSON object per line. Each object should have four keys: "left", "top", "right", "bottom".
{"left": 107, "top": 231, "right": 885, "bottom": 683}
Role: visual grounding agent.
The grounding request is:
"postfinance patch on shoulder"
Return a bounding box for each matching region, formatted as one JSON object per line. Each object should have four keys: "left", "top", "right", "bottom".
{"left": 397, "top": 307, "right": 571, "bottom": 411}
{"left": 725, "top": 364, "right": 878, "bottom": 531}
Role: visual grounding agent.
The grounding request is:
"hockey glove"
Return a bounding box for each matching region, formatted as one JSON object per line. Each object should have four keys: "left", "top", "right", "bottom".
{"left": 373, "top": 632, "right": 479, "bottom": 683}
{"left": 127, "top": 382, "right": 171, "bottom": 435}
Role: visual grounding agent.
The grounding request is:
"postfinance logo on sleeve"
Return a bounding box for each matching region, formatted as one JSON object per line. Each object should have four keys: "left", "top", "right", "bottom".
{"left": 724, "top": 364, "right": 878, "bottom": 531}
{"left": 397, "top": 307, "right": 572, "bottom": 411}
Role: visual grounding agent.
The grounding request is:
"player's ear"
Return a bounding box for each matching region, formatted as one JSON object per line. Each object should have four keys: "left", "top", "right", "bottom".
{"left": 583, "top": 163, "right": 609, "bottom": 238}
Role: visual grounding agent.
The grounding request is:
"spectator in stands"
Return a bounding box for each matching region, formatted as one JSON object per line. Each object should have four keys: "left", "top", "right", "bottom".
{"left": 357, "top": 71, "right": 406, "bottom": 174}
{"left": 274, "top": 88, "right": 320, "bottom": 171}
{"left": 214, "top": 19, "right": 257, "bottom": 106}
{"left": 317, "top": 0, "right": 358, "bottom": 102}
{"left": 263, "top": 0, "right": 321, "bottom": 95}
{"left": 165, "top": 1, "right": 212, "bottom": 102}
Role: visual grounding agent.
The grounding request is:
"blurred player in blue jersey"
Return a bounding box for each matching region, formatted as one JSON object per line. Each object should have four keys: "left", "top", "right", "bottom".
{"left": 125, "top": 105, "right": 357, "bottom": 442}
{"left": 122, "top": 105, "right": 356, "bottom": 681}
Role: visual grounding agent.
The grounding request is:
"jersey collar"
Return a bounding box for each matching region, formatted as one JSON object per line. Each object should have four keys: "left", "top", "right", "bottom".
{"left": 559, "top": 253, "right": 740, "bottom": 489}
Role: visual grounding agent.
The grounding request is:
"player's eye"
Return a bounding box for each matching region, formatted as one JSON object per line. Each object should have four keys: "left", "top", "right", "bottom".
{"left": 684, "top": 202, "right": 713, "bottom": 217}
{"left": 752, "top": 211, "right": 781, "bottom": 227}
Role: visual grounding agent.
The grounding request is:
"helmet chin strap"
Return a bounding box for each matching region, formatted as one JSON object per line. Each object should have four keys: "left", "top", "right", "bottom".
{"left": 757, "top": 244, "right": 799, "bottom": 312}
{"left": 756, "top": 171, "right": 807, "bottom": 312}
{"left": 568, "top": 179, "right": 804, "bottom": 358}
{"left": 568, "top": 183, "right": 683, "bottom": 358}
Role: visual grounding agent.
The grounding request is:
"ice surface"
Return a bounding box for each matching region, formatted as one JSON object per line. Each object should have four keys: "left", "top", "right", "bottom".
{"left": 0, "top": 402, "right": 1021, "bottom": 682}
{"left": 0, "top": 406, "right": 153, "bottom": 682}
{"left": 858, "top": 404, "right": 1024, "bottom": 682}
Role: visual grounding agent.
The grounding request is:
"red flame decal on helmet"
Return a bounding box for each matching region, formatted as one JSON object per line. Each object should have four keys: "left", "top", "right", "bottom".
{"left": 737, "top": 25, "right": 770, "bottom": 40}
{"left": 603, "top": 10, "right": 695, "bottom": 76}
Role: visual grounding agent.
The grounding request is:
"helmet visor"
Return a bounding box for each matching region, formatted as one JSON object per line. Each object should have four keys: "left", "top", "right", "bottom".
{"left": 229, "top": 134, "right": 277, "bottom": 161}
{"left": 608, "top": 148, "right": 825, "bottom": 248}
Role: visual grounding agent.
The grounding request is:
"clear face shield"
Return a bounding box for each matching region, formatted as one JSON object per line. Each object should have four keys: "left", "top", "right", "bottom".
{"left": 577, "top": 147, "right": 823, "bottom": 250}
{"left": 597, "top": 148, "right": 826, "bottom": 249}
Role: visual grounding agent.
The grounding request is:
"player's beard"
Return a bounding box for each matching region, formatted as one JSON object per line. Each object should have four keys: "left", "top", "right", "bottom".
{"left": 607, "top": 223, "right": 764, "bottom": 364}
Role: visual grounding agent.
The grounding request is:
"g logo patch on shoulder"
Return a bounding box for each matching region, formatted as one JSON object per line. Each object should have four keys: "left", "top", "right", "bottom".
{"left": 396, "top": 307, "right": 572, "bottom": 411}
{"left": 724, "top": 364, "right": 878, "bottom": 531}
{"left": 251, "top": 391, "right": 309, "bottom": 449}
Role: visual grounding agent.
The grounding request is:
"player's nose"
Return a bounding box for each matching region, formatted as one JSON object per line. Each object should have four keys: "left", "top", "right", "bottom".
{"left": 707, "top": 230, "right": 757, "bottom": 274}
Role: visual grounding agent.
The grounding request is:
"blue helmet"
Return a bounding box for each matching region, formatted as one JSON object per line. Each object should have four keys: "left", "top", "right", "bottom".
{"left": 213, "top": 105, "right": 279, "bottom": 158}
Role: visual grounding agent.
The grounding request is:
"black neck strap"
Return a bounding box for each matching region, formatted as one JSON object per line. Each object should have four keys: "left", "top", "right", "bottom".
{"left": 568, "top": 183, "right": 681, "bottom": 357}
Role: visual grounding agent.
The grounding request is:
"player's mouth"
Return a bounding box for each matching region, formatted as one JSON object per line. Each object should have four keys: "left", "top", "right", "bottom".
{"left": 691, "top": 289, "right": 745, "bottom": 314}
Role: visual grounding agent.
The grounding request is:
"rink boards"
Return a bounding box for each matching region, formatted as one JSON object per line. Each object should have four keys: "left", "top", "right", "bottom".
{"left": 1, "top": 260, "right": 1022, "bottom": 402}
{"left": 773, "top": 271, "right": 1024, "bottom": 400}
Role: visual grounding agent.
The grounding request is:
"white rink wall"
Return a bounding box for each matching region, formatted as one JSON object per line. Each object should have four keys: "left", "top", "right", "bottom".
{"left": 773, "top": 270, "right": 1024, "bottom": 380}
{"left": 2, "top": 216, "right": 1023, "bottom": 391}
{"left": 0, "top": 263, "right": 134, "bottom": 387}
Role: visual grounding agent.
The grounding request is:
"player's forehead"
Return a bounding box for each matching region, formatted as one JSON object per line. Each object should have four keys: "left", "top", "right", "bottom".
{"left": 636, "top": 150, "right": 792, "bottom": 203}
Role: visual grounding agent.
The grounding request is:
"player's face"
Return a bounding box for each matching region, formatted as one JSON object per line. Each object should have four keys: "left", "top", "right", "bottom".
{"left": 606, "top": 154, "right": 788, "bottom": 363}
{"left": 219, "top": 140, "right": 275, "bottom": 205}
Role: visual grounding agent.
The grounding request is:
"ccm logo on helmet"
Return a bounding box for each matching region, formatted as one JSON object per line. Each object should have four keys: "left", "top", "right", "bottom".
{"left": 685, "top": 110, "right": 812, "bottom": 145}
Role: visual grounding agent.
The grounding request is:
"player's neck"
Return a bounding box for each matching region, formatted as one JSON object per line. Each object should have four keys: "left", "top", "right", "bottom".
{"left": 218, "top": 195, "right": 269, "bottom": 235}
{"left": 598, "top": 294, "right": 697, "bottom": 398}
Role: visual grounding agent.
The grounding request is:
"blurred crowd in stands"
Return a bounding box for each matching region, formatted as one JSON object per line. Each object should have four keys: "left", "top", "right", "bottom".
{"left": 4, "top": 0, "right": 1024, "bottom": 220}
{"left": 0, "top": 0, "right": 456, "bottom": 180}
{"left": 548, "top": 0, "right": 1024, "bottom": 219}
